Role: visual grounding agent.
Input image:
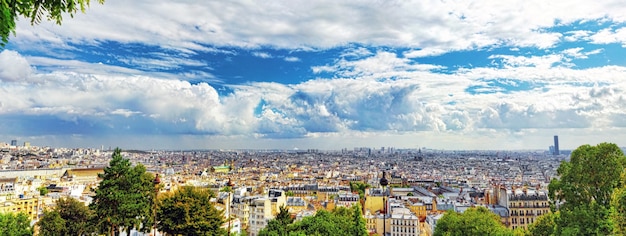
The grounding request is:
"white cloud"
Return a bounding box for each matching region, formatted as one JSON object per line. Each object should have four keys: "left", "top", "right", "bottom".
{"left": 404, "top": 48, "right": 447, "bottom": 58}
{"left": 590, "top": 27, "right": 626, "bottom": 46}
{"left": 561, "top": 47, "right": 603, "bottom": 59}
{"left": 3, "top": 55, "right": 626, "bottom": 149}
{"left": 488, "top": 54, "right": 565, "bottom": 69}
{"left": 564, "top": 30, "right": 592, "bottom": 42}
{"left": 252, "top": 52, "right": 273, "bottom": 59}
{"left": 12, "top": 0, "right": 626, "bottom": 54}
{"left": 283, "top": 56, "right": 300, "bottom": 62}
{"left": 0, "top": 50, "right": 33, "bottom": 82}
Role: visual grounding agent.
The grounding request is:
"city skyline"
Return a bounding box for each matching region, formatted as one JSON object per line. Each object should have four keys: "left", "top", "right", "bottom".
{"left": 2, "top": 1, "right": 626, "bottom": 150}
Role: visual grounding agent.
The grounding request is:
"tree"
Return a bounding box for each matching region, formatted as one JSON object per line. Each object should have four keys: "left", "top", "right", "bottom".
{"left": 90, "top": 148, "right": 156, "bottom": 235}
{"left": 37, "top": 185, "right": 48, "bottom": 196}
{"left": 38, "top": 197, "right": 94, "bottom": 235}
{"left": 349, "top": 182, "right": 370, "bottom": 199}
{"left": 157, "top": 186, "right": 225, "bottom": 236}
{"left": 37, "top": 210, "right": 65, "bottom": 236}
{"left": 611, "top": 171, "right": 626, "bottom": 234}
{"left": 0, "top": 212, "right": 32, "bottom": 236}
{"left": 1, "top": 0, "right": 105, "bottom": 47}
{"left": 286, "top": 207, "right": 367, "bottom": 236}
{"left": 433, "top": 207, "right": 512, "bottom": 236}
{"left": 288, "top": 210, "right": 345, "bottom": 236}
{"left": 350, "top": 204, "right": 368, "bottom": 236}
{"left": 527, "top": 211, "right": 558, "bottom": 236}
{"left": 260, "top": 205, "right": 367, "bottom": 236}
{"left": 259, "top": 205, "right": 292, "bottom": 236}
{"left": 548, "top": 143, "right": 625, "bottom": 235}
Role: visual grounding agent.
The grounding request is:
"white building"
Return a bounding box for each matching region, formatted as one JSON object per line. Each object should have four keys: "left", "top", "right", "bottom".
{"left": 248, "top": 198, "right": 273, "bottom": 236}
{"left": 390, "top": 207, "right": 420, "bottom": 236}
{"left": 336, "top": 193, "right": 360, "bottom": 208}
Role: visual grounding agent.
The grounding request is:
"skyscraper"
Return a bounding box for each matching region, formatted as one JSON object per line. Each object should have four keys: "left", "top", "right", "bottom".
{"left": 553, "top": 135, "right": 559, "bottom": 155}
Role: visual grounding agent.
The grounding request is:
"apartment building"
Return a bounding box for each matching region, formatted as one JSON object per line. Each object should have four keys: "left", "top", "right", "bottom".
{"left": 390, "top": 207, "right": 420, "bottom": 236}
{"left": 248, "top": 198, "right": 273, "bottom": 236}
{"left": 508, "top": 189, "right": 550, "bottom": 230}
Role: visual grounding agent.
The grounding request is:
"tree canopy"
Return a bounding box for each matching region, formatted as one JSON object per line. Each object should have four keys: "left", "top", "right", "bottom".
{"left": 526, "top": 211, "right": 558, "bottom": 236}
{"left": 434, "top": 207, "right": 512, "bottom": 236}
{"left": 38, "top": 197, "right": 94, "bottom": 236}
{"left": 260, "top": 204, "right": 368, "bottom": 236}
{"left": 611, "top": 171, "right": 626, "bottom": 234}
{"left": 157, "top": 186, "right": 225, "bottom": 236}
{"left": 548, "top": 142, "right": 626, "bottom": 235}
{"left": 1, "top": 0, "right": 105, "bottom": 47}
{"left": 259, "top": 205, "right": 293, "bottom": 236}
{"left": 0, "top": 212, "right": 32, "bottom": 236}
{"left": 90, "top": 148, "right": 157, "bottom": 235}
{"left": 37, "top": 210, "right": 65, "bottom": 236}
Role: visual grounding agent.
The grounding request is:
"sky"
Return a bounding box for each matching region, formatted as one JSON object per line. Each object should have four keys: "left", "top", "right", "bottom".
{"left": 2, "top": 0, "right": 626, "bottom": 150}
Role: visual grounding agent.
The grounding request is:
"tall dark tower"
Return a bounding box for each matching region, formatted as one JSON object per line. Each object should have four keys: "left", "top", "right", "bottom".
{"left": 379, "top": 171, "right": 388, "bottom": 236}
{"left": 553, "top": 135, "right": 560, "bottom": 155}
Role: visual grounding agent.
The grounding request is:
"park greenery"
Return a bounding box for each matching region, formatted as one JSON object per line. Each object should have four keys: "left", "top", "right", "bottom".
{"left": 35, "top": 148, "right": 225, "bottom": 236}
{"left": 38, "top": 197, "right": 94, "bottom": 236}
{"left": 433, "top": 207, "right": 516, "bottom": 236}
{"left": 548, "top": 142, "right": 626, "bottom": 235}
{"left": 259, "top": 204, "right": 368, "bottom": 236}
{"left": 0, "top": 212, "right": 32, "bottom": 236}
{"left": 157, "top": 186, "right": 226, "bottom": 235}
{"left": 91, "top": 148, "right": 157, "bottom": 235}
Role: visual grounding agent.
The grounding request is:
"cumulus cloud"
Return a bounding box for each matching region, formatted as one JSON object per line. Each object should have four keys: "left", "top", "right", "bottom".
{"left": 0, "top": 50, "right": 33, "bottom": 82}
{"left": 590, "top": 27, "right": 626, "bottom": 46}
{"left": 12, "top": 0, "right": 626, "bottom": 54}
{"left": 6, "top": 1, "right": 626, "bottom": 149}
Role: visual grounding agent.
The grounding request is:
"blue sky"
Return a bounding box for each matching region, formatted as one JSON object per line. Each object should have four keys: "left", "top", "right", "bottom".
{"left": 2, "top": 0, "right": 626, "bottom": 150}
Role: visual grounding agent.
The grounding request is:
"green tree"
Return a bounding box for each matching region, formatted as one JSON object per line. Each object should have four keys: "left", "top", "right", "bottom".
{"left": 350, "top": 204, "right": 368, "bottom": 236}
{"left": 548, "top": 142, "right": 625, "bottom": 235}
{"left": 288, "top": 210, "right": 343, "bottom": 236}
{"left": 349, "top": 182, "right": 370, "bottom": 199}
{"left": 527, "top": 211, "right": 558, "bottom": 236}
{"left": 37, "top": 210, "right": 65, "bottom": 236}
{"left": 433, "top": 207, "right": 512, "bottom": 236}
{"left": 287, "top": 207, "right": 367, "bottom": 236}
{"left": 0, "top": 0, "right": 105, "bottom": 47}
{"left": 90, "top": 148, "right": 156, "bottom": 235}
{"left": 260, "top": 205, "right": 368, "bottom": 236}
{"left": 157, "top": 186, "right": 225, "bottom": 236}
{"left": 37, "top": 185, "right": 48, "bottom": 196}
{"left": 611, "top": 171, "right": 626, "bottom": 235}
{"left": 0, "top": 212, "right": 32, "bottom": 236}
{"left": 259, "top": 205, "right": 293, "bottom": 236}
{"left": 38, "top": 197, "right": 94, "bottom": 235}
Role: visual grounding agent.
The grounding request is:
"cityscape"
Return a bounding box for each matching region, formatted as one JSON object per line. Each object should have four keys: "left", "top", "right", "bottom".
{"left": 0, "top": 135, "right": 604, "bottom": 235}
{"left": 4, "top": 0, "right": 626, "bottom": 235}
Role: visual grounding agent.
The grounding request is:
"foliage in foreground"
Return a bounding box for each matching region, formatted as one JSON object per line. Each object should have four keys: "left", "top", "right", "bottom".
{"left": 0, "top": 212, "right": 32, "bottom": 236}
{"left": 259, "top": 204, "right": 367, "bottom": 236}
{"left": 434, "top": 207, "right": 512, "bottom": 236}
{"left": 157, "top": 186, "right": 225, "bottom": 236}
{"left": 548, "top": 142, "right": 626, "bottom": 235}
{"left": 1, "top": 0, "right": 105, "bottom": 47}
{"left": 37, "top": 197, "right": 94, "bottom": 236}
{"left": 91, "top": 148, "right": 157, "bottom": 235}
